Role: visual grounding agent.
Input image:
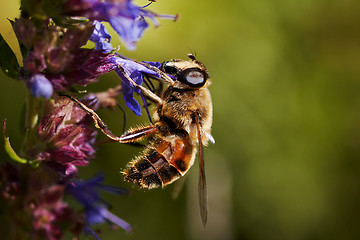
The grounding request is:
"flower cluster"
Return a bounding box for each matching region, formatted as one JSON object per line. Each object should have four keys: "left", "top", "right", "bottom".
{"left": 0, "top": 0, "right": 177, "bottom": 239}
{"left": 37, "top": 95, "right": 98, "bottom": 178}
{"left": 12, "top": 0, "right": 177, "bottom": 104}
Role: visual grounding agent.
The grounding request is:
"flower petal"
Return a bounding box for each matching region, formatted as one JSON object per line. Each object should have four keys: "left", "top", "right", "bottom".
{"left": 109, "top": 15, "right": 148, "bottom": 50}
{"left": 89, "top": 21, "right": 113, "bottom": 53}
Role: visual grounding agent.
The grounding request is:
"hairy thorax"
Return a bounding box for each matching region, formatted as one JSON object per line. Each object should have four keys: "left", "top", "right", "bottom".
{"left": 154, "top": 87, "right": 213, "bottom": 145}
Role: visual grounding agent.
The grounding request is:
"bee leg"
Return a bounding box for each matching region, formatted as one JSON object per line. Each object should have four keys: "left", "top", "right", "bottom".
{"left": 116, "top": 66, "right": 164, "bottom": 105}
{"left": 59, "top": 93, "right": 158, "bottom": 143}
{"left": 119, "top": 125, "right": 159, "bottom": 143}
{"left": 95, "top": 138, "right": 146, "bottom": 148}
{"left": 135, "top": 61, "right": 175, "bottom": 86}
{"left": 112, "top": 123, "right": 159, "bottom": 143}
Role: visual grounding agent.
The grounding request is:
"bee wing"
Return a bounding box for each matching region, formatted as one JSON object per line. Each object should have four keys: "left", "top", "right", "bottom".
{"left": 195, "top": 114, "right": 208, "bottom": 227}
{"left": 171, "top": 173, "right": 188, "bottom": 199}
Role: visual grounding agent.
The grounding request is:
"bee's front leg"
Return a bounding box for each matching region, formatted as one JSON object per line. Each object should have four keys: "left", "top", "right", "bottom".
{"left": 116, "top": 67, "right": 164, "bottom": 105}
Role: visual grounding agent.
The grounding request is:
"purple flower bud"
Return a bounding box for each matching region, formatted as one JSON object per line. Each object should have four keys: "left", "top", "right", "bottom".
{"left": 0, "top": 163, "right": 21, "bottom": 201}
{"left": 23, "top": 51, "right": 47, "bottom": 73}
{"left": 33, "top": 207, "right": 62, "bottom": 239}
{"left": 28, "top": 74, "right": 54, "bottom": 99}
{"left": 31, "top": 184, "right": 83, "bottom": 239}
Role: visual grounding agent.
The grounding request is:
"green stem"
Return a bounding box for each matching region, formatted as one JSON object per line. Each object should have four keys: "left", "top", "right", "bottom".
{"left": 24, "top": 89, "right": 40, "bottom": 160}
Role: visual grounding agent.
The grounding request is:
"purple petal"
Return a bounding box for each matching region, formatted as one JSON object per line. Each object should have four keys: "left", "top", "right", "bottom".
{"left": 95, "top": 184, "right": 129, "bottom": 195}
{"left": 98, "top": 207, "right": 132, "bottom": 232}
{"left": 110, "top": 57, "right": 161, "bottom": 115}
{"left": 120, "top": 75, "right": 142, "bottom": 115}
{"left": 66, "top": 174, "right": 132, "bottom": 236}
{"left": 50, "top": 146, "right": 90, "bottom": 164}
{"left": 84, "top": 225, "right": 102, "bottom": 240}
{"left": 109, "top": 15, "right": 148, "bottom": 50}
{"left": 45, "top": 162, "right": 79, "bottom": 179}
{"left": 90, "top": 21, "right": 113, "bottom": 53}
{"left": 86, "top": 206, "right": 132, "bottom": 232}
{"left": 64, "top": 164, "right": 78, "bottom": 176}
{"left": 62, "top": 0, "right": 177, "bottom": 50}
{"left": 66, "top": 174, "right": 127, "bottom": 208}
{"left": 143, "top": 61, "right": 162, "bottom": 69}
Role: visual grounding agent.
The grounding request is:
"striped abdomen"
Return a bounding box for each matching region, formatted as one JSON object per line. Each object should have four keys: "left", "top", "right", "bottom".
{"left": 123, "top": 135, "right": 195, "bottom": 189}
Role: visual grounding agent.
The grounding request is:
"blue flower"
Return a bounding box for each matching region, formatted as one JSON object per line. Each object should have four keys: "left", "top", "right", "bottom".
{"left": 66, "top": 174, "right": 132, "bottom": 239}
{"left": 107, "top": 1, "right": 178, "bottom": 50}
{"left": 63, "top": 0, "right": 178, "bottom": 50}
{"left": 28, "top": 74, "right": 53, "bottom": 99}
{"left": 109, "top": 57, "right": 161, "bottom": 115}
{"left": 89, "top": 21, "right": 113, "bottom": 53}
{"left": 108, "top": 14, "right": 148, "bottom": 50}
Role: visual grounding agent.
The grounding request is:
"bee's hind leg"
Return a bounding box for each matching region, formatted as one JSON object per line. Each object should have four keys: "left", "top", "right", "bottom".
{"left": 119, "top": 125, "right": 159, "bottom": 143}
{"left": 59, "top": 93, "right": 158, "bottom": 143}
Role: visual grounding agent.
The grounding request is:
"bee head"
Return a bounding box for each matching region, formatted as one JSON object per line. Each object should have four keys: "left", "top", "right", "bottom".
{"left": 161, "top": 56, "right": 210, "bottom": 89}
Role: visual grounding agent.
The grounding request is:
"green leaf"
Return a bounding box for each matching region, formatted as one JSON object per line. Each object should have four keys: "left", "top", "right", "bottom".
{"left": 3, "top": 119, "right": 27, "bottom": 164}
{"left": 8, "top": 19, "right": 29, "bottom": 60}
{"left": 0, "top": 34, "right": 20, "bottom": 79}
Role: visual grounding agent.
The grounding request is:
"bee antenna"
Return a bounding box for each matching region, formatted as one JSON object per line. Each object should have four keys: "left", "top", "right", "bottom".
{"left": 188, "top": 53, "right": 197, "bottom": 61}
{"left": 187, "top": 49, "right": 197, "bottom": 60}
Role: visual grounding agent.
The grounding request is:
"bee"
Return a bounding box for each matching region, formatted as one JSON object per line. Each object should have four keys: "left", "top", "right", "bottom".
{"left": 63, "top": 54, "right": 213, "bottom": 226}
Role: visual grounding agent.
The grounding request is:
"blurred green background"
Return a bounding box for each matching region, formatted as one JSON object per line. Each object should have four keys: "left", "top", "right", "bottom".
{"left": 2, "top": 0, "right": 360, "bottom": 239}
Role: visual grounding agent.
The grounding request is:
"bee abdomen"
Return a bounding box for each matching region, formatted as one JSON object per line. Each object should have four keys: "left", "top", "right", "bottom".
{"left": 123, "top": 149, "right": 182, "bottom": 189}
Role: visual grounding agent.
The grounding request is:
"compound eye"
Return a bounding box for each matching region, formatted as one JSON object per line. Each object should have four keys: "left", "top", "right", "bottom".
{"left": 185, "top": 70, "right": 205, "bottom": 85}
{"left": 178, "top": 68, "right": 206, "bottom": 87}
{"left": 163, "top": 64, "right": 178, "bottom": 75}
